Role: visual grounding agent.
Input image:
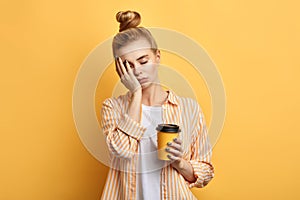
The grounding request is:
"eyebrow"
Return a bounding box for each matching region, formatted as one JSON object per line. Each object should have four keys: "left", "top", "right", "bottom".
{"left": 136, "top": 54, "right": 149, "bottom": 61}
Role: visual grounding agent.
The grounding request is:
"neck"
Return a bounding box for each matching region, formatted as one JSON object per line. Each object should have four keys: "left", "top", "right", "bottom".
{"left": 141, "top": 83, "right": 168, "bottom": 106}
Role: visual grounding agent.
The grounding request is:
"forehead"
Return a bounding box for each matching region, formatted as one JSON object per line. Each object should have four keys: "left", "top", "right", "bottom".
{"left": 116, "top": 39, "right": 153, "bottom": 59}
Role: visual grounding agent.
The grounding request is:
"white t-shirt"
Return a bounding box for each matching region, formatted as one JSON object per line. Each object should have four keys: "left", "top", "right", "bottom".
{"left": 136, "top": 104, "right": 165, "bottom": 200}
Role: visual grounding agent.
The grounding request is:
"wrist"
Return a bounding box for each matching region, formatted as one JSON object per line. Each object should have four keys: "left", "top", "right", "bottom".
{"left": 131, "top": 89, "right": 142, "bottom": 98}
{"left": 172, "top": 158, "right": 185, "bottom": 171}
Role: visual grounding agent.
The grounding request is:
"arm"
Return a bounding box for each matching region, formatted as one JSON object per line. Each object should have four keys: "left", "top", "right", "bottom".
{"left": 166, "top": 138, "right": 196, "bottom": 182}
{"left": 165, "top": 101, "right": 214, "bottom": 186}
{"left": 100, "top": 57, "right": 145, "bottom": 159}
{"left": 187, "top": 102, "right": 215, "bottom": 188}
{"left": 100, "top": 91, "right": 145, "bottom": 159}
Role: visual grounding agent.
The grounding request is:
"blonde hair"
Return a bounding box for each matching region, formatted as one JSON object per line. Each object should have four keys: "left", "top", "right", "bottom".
{"left": 112, "top": 10, "right": 158, "bottom": 57}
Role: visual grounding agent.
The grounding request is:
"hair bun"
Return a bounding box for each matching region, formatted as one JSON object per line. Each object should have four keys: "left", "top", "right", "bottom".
{"left": 116, "top": 10, "right": 141, "bottom": 32}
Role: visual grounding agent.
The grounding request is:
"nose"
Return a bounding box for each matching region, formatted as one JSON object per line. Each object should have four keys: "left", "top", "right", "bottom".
{"left": 133, "top": 65, "right": 142, "bottom": 76}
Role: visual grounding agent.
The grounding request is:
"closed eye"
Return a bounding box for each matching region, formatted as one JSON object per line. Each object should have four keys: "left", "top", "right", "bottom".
{"left": 141, "top": 61, "right": 148, "bottom": 65}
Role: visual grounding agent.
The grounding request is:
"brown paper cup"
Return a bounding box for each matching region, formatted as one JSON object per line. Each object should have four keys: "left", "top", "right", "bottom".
{"left": 156, "top": 124, "right": 181, "bottom": 160}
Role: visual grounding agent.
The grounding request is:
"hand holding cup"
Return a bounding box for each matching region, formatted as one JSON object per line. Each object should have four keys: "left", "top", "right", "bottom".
{"left": 156, "top": 124, "right": 181, "bottom": 161}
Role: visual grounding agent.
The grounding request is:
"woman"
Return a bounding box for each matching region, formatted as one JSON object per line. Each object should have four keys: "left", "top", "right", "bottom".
{"left": 100, "top": 10, "right": 214, "bottom": 200}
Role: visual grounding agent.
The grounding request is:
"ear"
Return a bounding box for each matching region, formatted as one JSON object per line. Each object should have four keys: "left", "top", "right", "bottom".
{"left": 155, "top": 49, "right": 161, "bottom": 62}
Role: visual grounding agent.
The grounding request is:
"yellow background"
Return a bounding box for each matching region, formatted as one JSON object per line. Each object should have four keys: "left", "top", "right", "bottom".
{"left": 1, "top": 0, "right": 300, "bottom": 199}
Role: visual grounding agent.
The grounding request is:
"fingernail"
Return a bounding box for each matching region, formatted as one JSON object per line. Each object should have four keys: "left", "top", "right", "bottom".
{"left": 165, "top": 148, "right": 169, "bottom": 152}
{"left": 167, "top": 154, "right": 171, "bottom": 158}
{"left": 173, "top": 138, "right": 177, "bottom": 142}
{"left": 167, "top": 142, "right": 172, "bottom": 146}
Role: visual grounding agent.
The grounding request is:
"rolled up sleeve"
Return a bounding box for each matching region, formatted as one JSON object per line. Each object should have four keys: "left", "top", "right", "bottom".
{"left": 187, "top": 103, "right": 215, "bottom": 188}
{"left": 101, "top": 98, "right": 146, "bottom": 159}
{"left": 117, "top": 113, "right": 146, "bottom": 140}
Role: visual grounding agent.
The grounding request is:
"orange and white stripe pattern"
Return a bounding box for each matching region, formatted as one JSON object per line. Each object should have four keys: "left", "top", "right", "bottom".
{"left": 100, "top": 89, "right": 214, "bottom": 200}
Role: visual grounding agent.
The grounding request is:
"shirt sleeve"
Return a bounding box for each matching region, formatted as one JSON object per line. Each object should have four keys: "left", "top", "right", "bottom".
{"left": 100, "top": 98, "right": 146, "bottom": 159}
{"left": 187, "top": 102, "right": 215, "bottom": 188}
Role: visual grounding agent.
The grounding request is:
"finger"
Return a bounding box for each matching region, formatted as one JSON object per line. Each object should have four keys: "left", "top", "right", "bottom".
{"left": 118, "top": 57, "right": 128, "bottom": 75}
{"left": 165, "top": 147, "right": 182, "bottom": 157}
{"left": 167, "top": 154, "right": 181, "bottom": 161}
{"left": 174, "top": 138, "right": 182, "bottom": 144}
{"left": 115, "top": 57, "right": 122, "bottom": 77}
{"left": 173, "top": 138, "right": 182, "bottom": 145}
{"left": 167, "top": 142, "right": 182, "bottom": 152}
{"left": 124, "top": 60, "right": 133, "bottom": 74}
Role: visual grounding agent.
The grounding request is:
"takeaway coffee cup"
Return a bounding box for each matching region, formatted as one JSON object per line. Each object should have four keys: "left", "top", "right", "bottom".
{"left": 156, "top": 124, "right": 181, "bottom": 160}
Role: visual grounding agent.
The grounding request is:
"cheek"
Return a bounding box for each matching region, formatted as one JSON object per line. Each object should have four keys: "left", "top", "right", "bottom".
{"left": 145, "top": 65, "right": 157, "bottom": 76}
{"left": 145, "top": 61, "right": 158, "bottom": 72}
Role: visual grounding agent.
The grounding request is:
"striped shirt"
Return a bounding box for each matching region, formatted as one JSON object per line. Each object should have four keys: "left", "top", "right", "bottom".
{"left": 100, "top": 89, "right": 215, "bottom": 200}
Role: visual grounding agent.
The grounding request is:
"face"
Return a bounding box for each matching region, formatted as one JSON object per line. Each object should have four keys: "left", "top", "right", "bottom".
{"left": 116, "top": 38, "right": 161, "bottom": 88}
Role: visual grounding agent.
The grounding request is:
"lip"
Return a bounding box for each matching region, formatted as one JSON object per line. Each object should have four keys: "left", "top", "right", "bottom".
{"left": 138, "top": 78, "right": 148, "bottom": 84}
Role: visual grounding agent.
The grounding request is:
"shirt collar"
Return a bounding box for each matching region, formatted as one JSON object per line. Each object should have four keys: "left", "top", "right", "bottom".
{"left": 126, "top": 89, "right": 179, "bottom": 106}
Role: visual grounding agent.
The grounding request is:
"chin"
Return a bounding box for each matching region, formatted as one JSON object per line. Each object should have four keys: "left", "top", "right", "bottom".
{"left": 141, "top": 82, "right": 152, "bottom": 89}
